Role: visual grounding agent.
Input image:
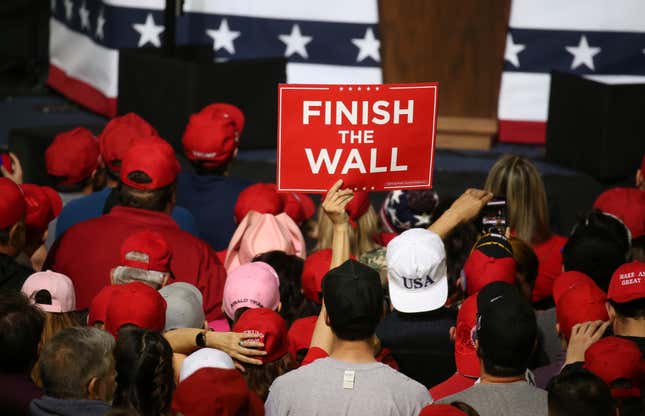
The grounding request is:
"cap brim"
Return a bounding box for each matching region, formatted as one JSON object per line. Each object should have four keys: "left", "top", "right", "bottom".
{"left": 388, "top": 274, "right": 448, "bottom": 313}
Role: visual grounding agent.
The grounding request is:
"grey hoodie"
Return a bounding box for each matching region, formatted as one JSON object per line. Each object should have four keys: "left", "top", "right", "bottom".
{"left": 30, "top": 395, "right": 111, "bottom": 416}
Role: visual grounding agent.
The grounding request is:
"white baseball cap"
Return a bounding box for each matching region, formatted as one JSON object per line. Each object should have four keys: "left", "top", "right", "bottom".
{"left": 179, "top": 348, "right": 235, "bottom": 383}
{"left": 386, "top": 228, "right": 448, "bottom": 313}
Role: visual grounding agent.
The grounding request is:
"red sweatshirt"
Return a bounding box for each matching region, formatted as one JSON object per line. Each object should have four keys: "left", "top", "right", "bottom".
{"left": 45, "top": 206, "right": 226, "bottom": 320}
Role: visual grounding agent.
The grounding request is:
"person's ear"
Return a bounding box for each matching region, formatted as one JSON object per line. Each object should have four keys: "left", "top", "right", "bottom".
{"left": 606, "top": 302, "right": 616, "bottom": 321}
{"left": 203, "top": 320, "right": 209, "bottom": 330}
{"left": 277, "top": 302, "right": 282, "bottom": 313}
{"left": 555, "top": 323, "right": 561, "bottom": 337}
{"left": 161, "top": 274, "right": 170, "bottom": 288}
{"left": 636, "top": 169, "right": 643, "bottom": 188}
{"left": 109, "top": 269, "right": 117, "bottom": 285}
{"left": 324, "top": 314, "right": 332, "bottom": 328}
{"left": 449, "top": 326, "right": 456, "bottom": 343}
{"left": 87, "top": 376, "right": 99, "bottom": 400}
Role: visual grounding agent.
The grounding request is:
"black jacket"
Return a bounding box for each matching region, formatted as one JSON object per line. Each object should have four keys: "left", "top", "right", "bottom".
{"left": 30, "top": 396, "right": 111, "bottom": 416}
{"left": 0, "top": 253, "right": 32, "bottom": 292}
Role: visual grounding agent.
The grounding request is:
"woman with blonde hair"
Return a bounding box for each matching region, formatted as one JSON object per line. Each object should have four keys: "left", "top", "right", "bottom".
{"left": 484, "top": 154, "right": 567, "bottom": 306}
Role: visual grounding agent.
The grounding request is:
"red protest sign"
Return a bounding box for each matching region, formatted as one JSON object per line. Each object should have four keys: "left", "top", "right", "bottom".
{"left": 277, "top": 82, "right": 438, "bottom": 193}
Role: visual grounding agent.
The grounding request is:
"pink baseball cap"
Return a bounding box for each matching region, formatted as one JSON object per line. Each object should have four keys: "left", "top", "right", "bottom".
{"left": 222, "top": 262, "right": 280, "bottom": 320}
{"left": 225, "top": 211, "right": 306, "bottom": 272}
{"left": 21, "top": 270, "right": 76, "bottom": 313}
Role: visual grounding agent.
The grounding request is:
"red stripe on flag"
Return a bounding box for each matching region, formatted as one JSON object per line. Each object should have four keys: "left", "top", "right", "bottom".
{"left": 498, "top": 120, "right": 546, "bottom": 144}
{"left": 47, "top": 64, "right": 117, "bottom": 117}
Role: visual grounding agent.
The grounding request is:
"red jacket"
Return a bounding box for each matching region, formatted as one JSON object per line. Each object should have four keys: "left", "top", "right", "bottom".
{"left": 45, "top": 206, "right": 226, "bottom": 320}
{"left": 531, "top": 234, "right": 568, "bottom": 303}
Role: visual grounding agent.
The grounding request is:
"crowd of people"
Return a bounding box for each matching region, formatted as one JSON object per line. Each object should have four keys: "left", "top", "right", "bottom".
{"left": 0, "top": 102, "right": 643, "bottom": 416}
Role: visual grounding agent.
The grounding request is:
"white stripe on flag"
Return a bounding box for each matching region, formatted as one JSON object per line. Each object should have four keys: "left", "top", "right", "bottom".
{"left": 49, "top": 19, "right": 118, "bottom": 98}
{"left": 104, "top": 0, "right": 379, "bottom": 24}
{"left": 510, "top": 0, "right": 645, "bottom": 32}
{"left": 499, "top": 71, "right": 645, "bottom": 122}
{"left": 286, "top": 63, "right": 382, "bottom": 84}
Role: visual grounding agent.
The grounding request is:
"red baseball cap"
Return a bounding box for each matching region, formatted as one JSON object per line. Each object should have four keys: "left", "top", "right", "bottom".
{"left": 0, "top": 178, "right": 26, "bottom": 229}
{"left": 552, "top": 271, "right": 597, "bottom": 304}
{"left": 301, "top": 249, "right": 332, "bottom": 304}
{"left": 45, "top": 127, "right": 100, "bottom": 186}
{"left": 88, "top": 284, "right": 122, "bottom": 326}
{"left": 584, "top": 336, "right": 644, "bottom": 398}
{"left": 172, "top": 368, "right": 263, "bottom": 416}
{"left": 419, "top": 404, "right": 467, "bottom": 416}
{"left": 20, "top": 184, "right": 62, "bottom": 234}
{"left": 607, "top": 261, "right": 645, "bottom": 303}
{"left": 120, "top": 230, "right": 171, "bottom": 273}
{"left": 555, "top": 281, "right": 608, "bottom": 340}
{"left": 120, "top": 136, "right": 180, "bottom": 190}
{"left": 182, "top": 103, "right": 245, "bottom": 167}
{"left": 233, "top": 308, "right": 288, "bottom": 363}
{"left": 99, "top": 113, "right": 158, "bottom": 173}
{"left": 593, "top": 187, "right": 645, "bottom": 239}
{"left": 454, "top": 294, "right": 480, "bottom": 377}
{"left": 287, "top": 315, "right": 317, "bottom": 363}
{"left": 234, "top": 183, "right": 283, "bottom": 224}
{"left": 282, "top": 192, "right": 316, "bottom": 225}
{"left": 462, "top": 234, "right": 516, "bottom": 296}
{"left": 104, "top": 281, "right": 167, "bottom": 337}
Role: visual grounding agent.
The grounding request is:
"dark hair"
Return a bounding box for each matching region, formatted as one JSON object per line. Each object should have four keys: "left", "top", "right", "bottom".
{"left": 252, "top": 251, "right": 305, "bottom": 325}
{"left": 562, "top": 226, "right": 626, "bottom": 291}
{"left": 631, "top": 235, "right": 645, "bottom": 262}
{"left": 244, "top": 353, "right": 293, "bottom": 401}
{"left": 233, "top": 307, "right": 250, "bottom": 324}
{"left": 548, "top": 368, "right": 615, "bottom": 416}
{"left": 0, "top": 291, "right": 44, "bottom": 373}
{"left": 39, "top": 327, "right": 115, "bottom": 400}
{"left": 113, "top": 327, "right": 175, "bottom": 416}
{"left": 49, "top": 174, "right": 91, "bottom": 193}
{"left": 0, "top": 226, "right": 10, "bottom": 245}
{"left": 577, "top": 210, "right": 631, "bottom": 255}
{"left": 191, "top": 160, "right": 228, "bottom": 176}
{"left": 116, "top": 172, "right": 175, "bottom": 212}
{"left": 451, "top": 401, "right": 481, "bottom": 416}
{"left": 609, "top": 298, "right": 645, "bottom": 319}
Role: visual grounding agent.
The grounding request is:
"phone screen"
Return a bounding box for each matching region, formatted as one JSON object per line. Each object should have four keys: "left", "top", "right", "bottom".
{"left": 481, "top": 198, "right": 507, "bottom": 235}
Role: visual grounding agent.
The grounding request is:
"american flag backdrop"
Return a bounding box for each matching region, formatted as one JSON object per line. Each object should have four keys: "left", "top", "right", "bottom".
{"left": 499, "top": 0, "right": 645, "bottom": 144}
{"left": 48, "top": 0, "right": 382, "bottom": 117}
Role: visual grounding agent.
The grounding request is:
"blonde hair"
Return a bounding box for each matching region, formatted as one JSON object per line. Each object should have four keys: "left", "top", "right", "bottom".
{"left": 484, "top": 155, "right": 551, "bottom": 244}
{"left": 315, "top": 205, "right": 380, "bottom": 257}
{"left": 32, "top": 311, "right": 82, "bottom": 387}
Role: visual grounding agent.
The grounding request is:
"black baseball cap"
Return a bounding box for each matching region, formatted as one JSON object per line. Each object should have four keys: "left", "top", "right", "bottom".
{"left": 476, "top": 281, "right": 537, "bottom": 372}
{"left": 322, "top": 259, "right": 383, "bottom": 339}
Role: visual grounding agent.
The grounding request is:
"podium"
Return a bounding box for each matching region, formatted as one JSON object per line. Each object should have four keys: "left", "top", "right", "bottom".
{"left": 546, "top": 71, "right": 645, "bottom": 181}
{"left": 117, "top": 46, "right": 286, "bottom": 152}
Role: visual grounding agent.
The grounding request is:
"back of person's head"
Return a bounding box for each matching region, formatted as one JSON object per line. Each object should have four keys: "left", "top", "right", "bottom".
{"left": 45, "top": 127, "right": 102, "bottom": 192}
{"left": 380, "top": 189, "right": 439, "bottom": 234}
{"left": 576, "top": 210, "right": 631, "bottom": 258}
{"left": 476, "top": 282, "right": 537, "bottom": 377}
{"left": 20, "top": 184, "right": 62, "bottom": 249}
{"left": 555, "top": 281, "right": 608, "bottom": 341}
{"left": 484, "top": 154, "right": 551, "bottom": 244}
{"left": 509, "top": 236, "right": 539, "bottom": 300}
{"left": 0, "top": 291, "right": 44, "bottom": 374}
{"left": 322, "top": 259, "right": 384, "bottom": 341}
{"left": 462, "top": 233, "right": 516, "bottom": 297}
{"left": 113, "top": 327, "right": 175, "bottom": 416}
{"left": 225, "top": 211, "right": 306, "bottom": 272}
{"left": 222, "top": 261, "right": 280, "bottom": 323}
{"left": 606, "top": 261, "right": 645, "bottom": 322}
{"left": 104, "top": 281, "right": 167, "bottom": 338}
{"left": 0, "top": 177, "right": 27, "bottom": 254}
{"left": 252, "top": 250, "right": 305, "bottom": 325}
{"left": 182, "top": 102, "right": 245, "bottom": 175}
{"left": 234, "top": 183, "right": 284, "bottom": 224}
{"left": 39, "top": 326, "right": 115, "bottom": 401}
{"left": 593, "top": 188, "right": 645, "bottom": 244}
{"left": 172, "top": 368, "right": 264, "bottom": 416}
{"left": 548, "top": 367, "right": 615, "bottom": 416}
{"left": 159, "top": 282, "right": 205, "bottom": 331}
{"left": 233, "top": 308, "right": 292, "bottom": 401}
{"left": 117, "top": 137, "right": 180, "bottom": 212}
{"left": 112, "top": 230, "right": 173, "bottom": 289}
{"left": 98, "top": 113, "right": 158, "bottom": 180}
{"left": 316, "top": 191, "right": 378, "bottom": 257}
{"left": 562, "top": 225, "right": 626, "bottom": 291}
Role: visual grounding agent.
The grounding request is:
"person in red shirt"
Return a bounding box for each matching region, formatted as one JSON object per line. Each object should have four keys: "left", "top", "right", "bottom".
{"left": 484, "top": 154, "right": 567, "bottom": 306}
{"left": 45, "top": 137, "right": 227, "bottom": 320}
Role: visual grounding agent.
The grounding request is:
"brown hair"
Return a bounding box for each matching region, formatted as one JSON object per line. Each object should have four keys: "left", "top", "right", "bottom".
{"left": 484, "top": 155, "right": 551, "bottom": 244}
{"left": 243, "top": 353, "right": 294, "bottom": 401}
{"left": 315, "top": 205, "right": 380, "bottom": 257}
{"left": 32, "top": 311, "right": 83, "bottom": 387}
